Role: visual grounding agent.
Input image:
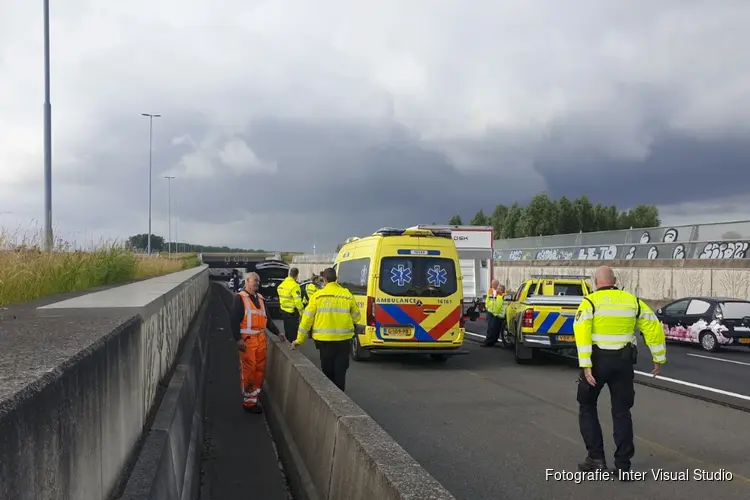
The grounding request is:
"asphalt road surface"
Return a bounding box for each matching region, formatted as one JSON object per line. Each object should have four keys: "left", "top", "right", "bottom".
{"left": 288, "top": 323, "right": 750, "bottom": 500}
{"left": 200, "top": 290, "right": 290, "bottom": 500}
{"left": 465, "top": 321, "right": 750, "bottom": 397}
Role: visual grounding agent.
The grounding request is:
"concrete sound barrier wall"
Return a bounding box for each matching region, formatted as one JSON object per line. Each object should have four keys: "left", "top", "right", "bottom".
{"left": 215, "top": 286, "right": 455, "bottom": 500}
{"left": 0, "top": 265, "right": 209, "bottom": 500}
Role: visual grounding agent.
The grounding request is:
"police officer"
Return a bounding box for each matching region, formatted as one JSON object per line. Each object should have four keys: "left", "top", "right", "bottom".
{"left": 573, "top": 266, "right": 666, "bottom": 475}
{"left": 290, "top": 267, "right": 360, "bottom": 392}
{"left": 304, "top": 275, "right": 320, "bottom": 306}
{"left": 481, "top": 280, "right": 501, "bottom": 347}
{"left": 277, "top": 267, "right": 305, "bottom": 342}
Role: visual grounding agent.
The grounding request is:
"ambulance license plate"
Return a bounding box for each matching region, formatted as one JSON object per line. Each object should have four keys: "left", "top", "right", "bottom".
{"left": 739, "top": 338, "right": 750, "bottom": 344}
{"left": 557, "top": 335, "right": 575, "bottom": 342}
{"left": 383, "top": 327, "right": 414, "bottom": 338}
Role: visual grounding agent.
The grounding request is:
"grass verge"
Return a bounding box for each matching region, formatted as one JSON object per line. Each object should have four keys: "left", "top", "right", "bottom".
{"left": 0, "top": 230, "right": 200, "bottom": 307}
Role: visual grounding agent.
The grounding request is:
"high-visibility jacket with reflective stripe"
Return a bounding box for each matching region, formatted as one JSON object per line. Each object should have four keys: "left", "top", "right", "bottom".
{"left": 239, "top": 291, "right": 268, "bottom": 335}
{"left": 297, "top": 282, "right": 361, "bottom": 344}
{"left": 486, "top": 289, "right": 497, "bottom": 315}
{"left": 573, "top": 287, "right": 666, "bottom": 368}
{"left": 305, "top": 282, "right": 319, "bottom": 304}
{"left": 494, "top": 300, "right": 507, "bottom": 319}
{"left": 278, "top": 277, "right": 304, "bottom": 314}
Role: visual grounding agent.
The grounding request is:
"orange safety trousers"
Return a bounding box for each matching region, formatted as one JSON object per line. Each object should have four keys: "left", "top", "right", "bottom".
{"left": 239, "top": 334, "right": 267, "bottom": 407}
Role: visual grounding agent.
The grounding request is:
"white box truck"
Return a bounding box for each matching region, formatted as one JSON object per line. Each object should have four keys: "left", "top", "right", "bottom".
{"left": 407, "top": 225, "right": 494, "bottom": 321}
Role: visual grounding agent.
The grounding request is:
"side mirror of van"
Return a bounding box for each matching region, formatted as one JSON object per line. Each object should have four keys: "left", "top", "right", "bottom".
{"left": 503, "top": 294, "right": 513, "bottom": 301}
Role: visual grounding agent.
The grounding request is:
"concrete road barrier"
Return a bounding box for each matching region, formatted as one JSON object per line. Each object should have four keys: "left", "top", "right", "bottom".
{"left": 216, "top": 286, "right": 455, "bottom": 500}
{"left": 0, "top": 266, "right": 208, "bottom": 500}
{"left": 118, "top": 286, "right": 211, "bottom": 500}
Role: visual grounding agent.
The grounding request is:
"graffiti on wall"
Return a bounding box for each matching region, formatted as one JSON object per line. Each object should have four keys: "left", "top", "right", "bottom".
{"left": 698, "top": 241, "right": 749, "bottom": 259}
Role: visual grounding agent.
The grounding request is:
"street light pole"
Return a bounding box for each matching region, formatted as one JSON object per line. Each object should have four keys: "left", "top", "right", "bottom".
{"left": 164, "top": 175, "right": 175, "bottom": 256}
{"left": 43, "top": 0, "right": 53, "bottom": 252}
{"left": 141, "top": 113, "right": 161, "bottom": 255}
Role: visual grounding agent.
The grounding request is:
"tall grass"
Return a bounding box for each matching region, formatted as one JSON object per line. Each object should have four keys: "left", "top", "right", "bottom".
{"left": 0, "top": 228, "right": 199, "bottom": 307}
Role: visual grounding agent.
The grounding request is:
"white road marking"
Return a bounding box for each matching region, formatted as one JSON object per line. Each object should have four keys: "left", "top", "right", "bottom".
{"left": 686, "top": 353, "right": 750, "bottom": 367}
{"left": 464, "top": 329, "right": 750, "bottom": 401}
{"left": 634, "top": 371, "right": 750, "bottom": 401}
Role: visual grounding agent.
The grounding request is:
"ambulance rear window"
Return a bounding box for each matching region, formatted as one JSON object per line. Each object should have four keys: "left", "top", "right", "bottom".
{"left": 379, "top": 257, "right": 458, "bottom": 298}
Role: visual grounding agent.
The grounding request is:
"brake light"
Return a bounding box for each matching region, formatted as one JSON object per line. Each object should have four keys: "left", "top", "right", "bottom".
{"left": 522, "top": 309, "right": 534, "bottom": 329}
{"left": 366, "top": 296, "right": 376, "bottom": 327}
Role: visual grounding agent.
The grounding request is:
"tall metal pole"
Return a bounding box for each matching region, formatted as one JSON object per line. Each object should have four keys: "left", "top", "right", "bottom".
{"left": 164, "top": 176, "right": 175, "bottom": 256}
{"left": 43, "top": 0, "right": 53, "bottom": 252}
{"left": 142, "top": 113, "right": 161, "bottom": 254}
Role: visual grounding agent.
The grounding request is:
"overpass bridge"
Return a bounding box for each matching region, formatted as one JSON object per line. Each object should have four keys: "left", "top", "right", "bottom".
{"left": 1, "top": 260, "right": 750, "bottom": 499}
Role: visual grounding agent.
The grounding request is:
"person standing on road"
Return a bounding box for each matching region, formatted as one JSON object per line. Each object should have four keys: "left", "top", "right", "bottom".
{"left": 481, "top": 280, "right": 501, "bottom": 347}
{"left": 573, "top": 266, "right": 666, "bottom": 475}
{"left": 290, "top": 267, "right": 360, "bottom": 392}
{"left": 304, "top": 274, "right": 321, "bottom": 307}
{"left": 278, "top": 267, "right": 305, "bottom": 342}
{"left": 230, "top": 272, "right": 285, "bottom": 414}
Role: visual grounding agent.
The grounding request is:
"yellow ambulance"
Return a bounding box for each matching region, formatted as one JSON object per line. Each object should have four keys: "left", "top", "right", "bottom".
{"left": 333, "top": 227, "right": 468, "bottom": 362}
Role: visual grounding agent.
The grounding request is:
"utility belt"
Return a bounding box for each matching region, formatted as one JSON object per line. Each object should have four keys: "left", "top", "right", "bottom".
{"left": 592, "top": 343, "right": 638, "bottom": 365}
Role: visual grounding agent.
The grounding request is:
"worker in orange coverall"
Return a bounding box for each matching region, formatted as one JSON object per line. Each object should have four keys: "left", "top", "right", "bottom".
{"left": 230, "top": 272, "right": 286, "bottom": 413}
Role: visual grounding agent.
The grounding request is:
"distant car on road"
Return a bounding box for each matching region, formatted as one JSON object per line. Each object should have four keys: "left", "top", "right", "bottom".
{"left": 655, "top": 296, "right": 750, "bottom": 352}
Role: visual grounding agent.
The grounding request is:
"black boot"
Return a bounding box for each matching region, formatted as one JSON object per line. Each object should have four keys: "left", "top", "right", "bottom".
{"left": 244, "top": 405, "right": 263, "bottom": 414}
{"left": 578, "top": 457, "right": 607, "bottom": 471}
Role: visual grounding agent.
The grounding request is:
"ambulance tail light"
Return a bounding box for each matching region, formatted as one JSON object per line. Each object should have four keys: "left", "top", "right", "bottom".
{"left": 366, "top": 296, "right": 376, "bottom": 327}
{"left": 522, "top": 308, "right": 534, "bottom": 329}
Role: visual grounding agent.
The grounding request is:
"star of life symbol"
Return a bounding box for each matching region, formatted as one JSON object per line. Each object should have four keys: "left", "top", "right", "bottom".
{"left": 360, "top": 265, "right": 368, "bottom": 286}
{"left": 390, "top": 264, "right": 412, "bottom": 287}
{"left": 427, "top": 265, "right": 448, "bottom": 287}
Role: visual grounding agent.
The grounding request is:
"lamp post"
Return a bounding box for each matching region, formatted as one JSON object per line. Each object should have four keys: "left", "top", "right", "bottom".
{"left": 164, "top": 175, "right": 175, "bottom": 256}
{"left": 141, "top": 113, "right": 161, "bottom": 254}
{"left": 43, "top": 0, "right": 53, "bottom": 252}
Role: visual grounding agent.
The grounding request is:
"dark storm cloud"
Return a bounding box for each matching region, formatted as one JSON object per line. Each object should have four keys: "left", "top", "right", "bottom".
{"left": 535, "top": 133, "right": 750, "bottom": 209}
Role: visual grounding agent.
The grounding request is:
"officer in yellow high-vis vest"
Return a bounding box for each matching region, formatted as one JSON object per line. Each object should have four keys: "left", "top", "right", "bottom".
{"left": 481, "top": 280, "right": 501, "bottom": 347}
{"left": 304, "top": 276, "right": 321, "bottom": 307}
{"left": 277, "top": 268, "right": 304, "bottom": 342}
{"left": 291, "top": 267, "right": 360, "bottom": 392}
{"left": 573, "top": 266, "right": 666, "bottom": 476}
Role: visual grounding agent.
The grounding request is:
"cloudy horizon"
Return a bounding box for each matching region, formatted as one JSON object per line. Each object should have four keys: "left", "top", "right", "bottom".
{"left": 2, "top": 1, "right": 750, "bottom": 252}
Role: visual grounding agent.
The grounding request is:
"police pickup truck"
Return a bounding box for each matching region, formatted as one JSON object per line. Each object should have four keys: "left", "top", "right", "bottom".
{"left": 503, "top": 275, "right": 593, "bottom": 364}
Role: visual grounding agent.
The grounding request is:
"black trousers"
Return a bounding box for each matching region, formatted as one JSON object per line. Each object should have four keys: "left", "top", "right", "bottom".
{"left": 577, "top": 347, "right": 636, "bottom": 468}
{"left": 483, "top": 316, "right": 504, "bottom": 346}
{"left": 281, "top": 310, "right": 300, "bottom": 342}
{"left": 315, "top": 339, "right": 351, "bottom": 392}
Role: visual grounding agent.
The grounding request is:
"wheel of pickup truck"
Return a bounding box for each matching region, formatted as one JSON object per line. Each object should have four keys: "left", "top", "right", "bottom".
{"left": 350, "top": 333, "right": 371, "bottom": 361}
{"left": 500, "top": 326, "right": 513, "bottom": 349}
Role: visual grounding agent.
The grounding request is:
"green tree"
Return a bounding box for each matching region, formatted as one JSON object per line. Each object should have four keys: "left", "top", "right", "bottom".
{"left": 573, "top": 195, "right": 595, "bottom": 232}
{"left": 127, "top": 233, "right": 165, "bottom": 251}
{"left": 519, "top": 193, "right": 555, "bottom": 236}
{"left": 502, "top": 203, "right": 523, "bottom": 239}
{"left": 554, "top": 196, "right": 578, "bottom": 234}
{"left": 490, "top": 204, "right": 508, "bottom": 236}
{"left": 448, "top": 214, "right": 463, "bottom": 225}
{"left": 627, "top": 204, "right": 660, "bottom": 228}
{"left": 470, "top": 209, "right": 489, "bottom": 226}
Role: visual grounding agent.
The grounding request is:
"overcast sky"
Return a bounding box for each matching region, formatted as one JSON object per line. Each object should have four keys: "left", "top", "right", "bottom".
{"left": 2, "top": 1, "right": 750, "bottom": 252}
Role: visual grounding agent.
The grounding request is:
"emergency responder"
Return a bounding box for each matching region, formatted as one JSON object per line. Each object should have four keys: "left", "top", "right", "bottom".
{"left": 230, "top": 272, "right": 285, "bottom": 414}
{"left": 305, "top": 275, "right": 320, "bottom": 306}
{"left": 573, "top": 266, "right": 666, "bottom": 475}
{"left": 481, "top": 280, "right": 501, "bottom": 347}
{"left": 290, "top": 267, "right": 360, "bottom": 392}
{"left": 277, "top": 267, "right": 305, "bottom": 343}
